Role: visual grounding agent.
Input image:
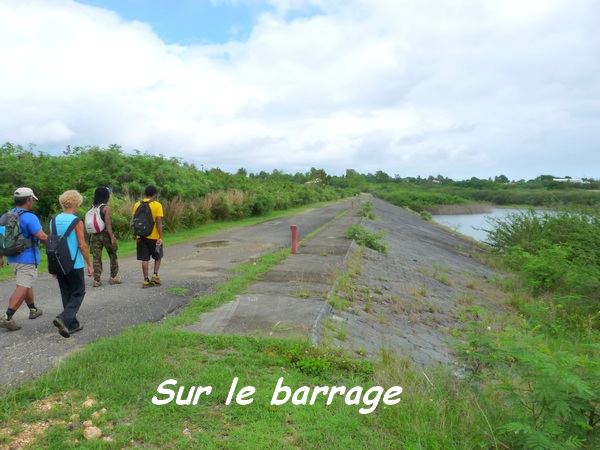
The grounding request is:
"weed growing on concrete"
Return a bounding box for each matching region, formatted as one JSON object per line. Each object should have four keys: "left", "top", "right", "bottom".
{"left": 344, "top": 225, "right": 387, "bottom": 253}
{"left": 358, "top": 201, "right": 376, "bottom": 220}
{"left": 293, "top": 288, "right": 312, "bottom": 298}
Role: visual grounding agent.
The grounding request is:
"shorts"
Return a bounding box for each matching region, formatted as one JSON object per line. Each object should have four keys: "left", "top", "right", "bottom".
{"left": 9, "top": 263, "right": 38, "bottom": 289}
{"left": 136, "top": 238, "right": 164, "bottom": 261}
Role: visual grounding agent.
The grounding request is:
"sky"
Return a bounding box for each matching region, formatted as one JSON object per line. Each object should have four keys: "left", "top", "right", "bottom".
{"left": 1, "top": 0, "right": 599, "bottom": 181}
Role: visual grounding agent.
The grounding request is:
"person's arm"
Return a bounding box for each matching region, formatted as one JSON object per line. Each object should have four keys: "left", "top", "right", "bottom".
{"left": 155, "top": 216, "right": 163, "bottom": 247}
{"left": 103, "top": 205, "right": 116, "bottom": 245}
{"left": 75, "top": 222, "right": 94, "bottom": 277}
{"left": 34, "top": 229, "right": 48, "bottom": 245}
{"left": 27, "top": 213, "right": 48, "bottom": 245}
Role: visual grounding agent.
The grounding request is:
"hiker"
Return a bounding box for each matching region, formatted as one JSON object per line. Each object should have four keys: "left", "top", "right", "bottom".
{"left": 132, "top": 185, "right": 164, "bottom": 288}
{"left": 0, "top": 187, "right": 48, "bottom": 331}
{"left": 88, "top": 187, "right": 122, "bottom": 287}
{"left": 51, "top": 190, "right": 94, "bottom": 338}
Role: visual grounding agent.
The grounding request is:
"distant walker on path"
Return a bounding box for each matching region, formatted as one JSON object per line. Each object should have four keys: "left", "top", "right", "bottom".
{"left": 132, "top": 185, "right": 164, "bottom": 288}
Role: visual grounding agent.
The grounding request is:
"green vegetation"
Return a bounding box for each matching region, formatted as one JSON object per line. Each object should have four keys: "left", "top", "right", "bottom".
{"left": 345, "top": 200, "right": 388, "bottom": 254}
{"left": 344, "top": 225, "right": 387, "bottom": 254}
{"left": 486, "top": 208, "right": 600, "bottom": 311}
{"left": 367, "top": 173, "right": 600, "bottom": 213}
{"left": 454, "top": 208, "right": 600, "bottom": 449}
{"left": 357, "top": 200, "right": 375, "bottom": 220}
{"left": 0, "top": 143, "right": 355, "bottom": 240}
{"left": 3, "top": 143, "right": 600, "bottom": 230}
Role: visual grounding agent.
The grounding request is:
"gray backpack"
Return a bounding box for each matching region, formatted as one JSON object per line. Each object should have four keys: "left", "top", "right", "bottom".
{"left": 0, "top": 210, "right": 35, "bottom": 257}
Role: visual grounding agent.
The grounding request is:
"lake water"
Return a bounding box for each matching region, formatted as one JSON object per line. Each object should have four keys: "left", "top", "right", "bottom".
{"left": 432, "top": 208, "right": 525, "bottom": 242}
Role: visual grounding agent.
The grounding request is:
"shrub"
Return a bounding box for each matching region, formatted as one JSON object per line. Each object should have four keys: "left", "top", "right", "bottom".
{"left": 455, "top": 325, "right": 600, "bottom": 449}
{"left": 209, "top": 192, "right": 233, "bottom": 221}
{"left": 344, "top": 225, "right": 387, "bottom": 253}
{"left": 250, "top": 193, "right": 275, "bottom": 216}
{"left": 487, "top": 209, "right": 600, "bottom": 314}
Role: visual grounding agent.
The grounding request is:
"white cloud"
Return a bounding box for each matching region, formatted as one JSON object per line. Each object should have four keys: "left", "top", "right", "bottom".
{"left": 1, "top": 0, "right": 599, "bottom": 179}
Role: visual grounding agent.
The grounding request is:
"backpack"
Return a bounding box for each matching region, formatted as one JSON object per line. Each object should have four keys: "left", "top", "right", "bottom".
{"left": 84, "top": 204, "right": 105, "bottom": 234}
{"left": 0, "top": 210, "right": 36, "bottom": 257}
{"left": 46, "top": 217, "right": 81, "bottom": 275}
{"left": 132, "top": 200, "right": 154, "bottom": 237}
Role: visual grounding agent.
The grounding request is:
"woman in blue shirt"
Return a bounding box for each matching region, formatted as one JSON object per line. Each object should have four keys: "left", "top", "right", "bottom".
{"left": 51, "top": 190, "right": 94, "bottom": 338}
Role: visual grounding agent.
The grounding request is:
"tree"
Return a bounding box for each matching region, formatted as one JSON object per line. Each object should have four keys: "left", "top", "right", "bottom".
{"left": 307, "top": 167, "right": 330, "bottom": 185}
{"left": 373, "top": 170, "right": 391, "bottom": 183}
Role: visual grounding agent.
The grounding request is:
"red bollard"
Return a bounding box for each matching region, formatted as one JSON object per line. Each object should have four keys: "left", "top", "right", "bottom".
{"left": 291, "top": 225, "right": 298, "bottom": 254}
{"left": 351, "top": 201, "right": 354, "bottom": 210}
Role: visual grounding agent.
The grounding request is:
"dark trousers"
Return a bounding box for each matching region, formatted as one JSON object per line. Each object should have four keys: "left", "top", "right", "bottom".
{"left": 56, "top": 268, "right": 86, "bottom": 330}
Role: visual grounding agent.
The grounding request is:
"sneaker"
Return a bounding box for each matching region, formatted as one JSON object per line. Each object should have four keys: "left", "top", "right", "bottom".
{"left": 143, "top": 278, "right": 153, "bottom": 288}
{"left": 29, "top": 308, "right": 43, "bottom": 319}
{"left": 109, "top": 276, "right": 123, "bottom": 285}
{"left": 93, "top": 280, "right": 102, "bottom": 287}
{"left": 53, "top": 317, "right": 71, "bottom": 338}
{"left": 69, "top": 324, "right": 84, "bottom": 334}
{"left": 151, "top": 274, "right": 162, "bottom": 286}
{"left": 0, "top": 316, "right": 21, "bottom": 331}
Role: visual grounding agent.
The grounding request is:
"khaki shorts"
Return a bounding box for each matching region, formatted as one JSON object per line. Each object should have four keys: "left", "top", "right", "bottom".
{"left": 9, "top": 263, "right": 39, "bottom": 289}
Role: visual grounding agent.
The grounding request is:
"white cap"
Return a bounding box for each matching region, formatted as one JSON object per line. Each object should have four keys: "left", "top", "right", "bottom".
{"left": 14, "top": 187, "right": 39, "bottom": 200}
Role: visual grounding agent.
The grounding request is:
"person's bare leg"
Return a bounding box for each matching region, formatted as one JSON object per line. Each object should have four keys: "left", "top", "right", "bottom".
{"left": 153, "top": 259, "right": 161, "bottom": 275}
{"left": 24, "top": 287, "right": 35, "bottom": 307}
{"left": 142, "top": 260, "right": 149, "bottom": 279}
{"left": 8, "top": 285, "right": 28, "bottom": 311}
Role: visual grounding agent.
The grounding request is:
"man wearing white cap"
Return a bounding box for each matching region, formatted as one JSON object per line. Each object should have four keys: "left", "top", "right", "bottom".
{"left": 0, "top": 187, "right": 48, "bottom": 331}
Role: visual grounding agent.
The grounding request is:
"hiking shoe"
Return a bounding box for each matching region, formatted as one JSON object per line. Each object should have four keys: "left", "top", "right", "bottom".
{"left": 29, "top": 308, "right": 43, "bottom": 319}
{"left": 69, "top": 324, "right": 84, "bottom": 334}
{"left": 0, "top": 316, "right": 21, "bottom": 331}
{"left": 93, "top": 280, "right": 102, "bottom": 287}
{"left": 53, "top": 317, "right": 71, "bottom": 338}
{"left": 143, "top": 279, "right": 153, "bottom": 288}
{"left": 109, "top": 276, "right": 123, "bottom": 285}
{"left": 151, "top": 274, "right": 162, "bottom": 286}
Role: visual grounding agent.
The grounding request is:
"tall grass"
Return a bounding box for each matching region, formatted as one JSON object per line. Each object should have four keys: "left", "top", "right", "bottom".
{"left": 107, "top": 187, "right": 346, "bottom": 240}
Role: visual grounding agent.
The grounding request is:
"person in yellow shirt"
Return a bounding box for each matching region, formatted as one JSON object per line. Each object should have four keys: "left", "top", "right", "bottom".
{"left": 132, "top": 185, "right": 164, "bottom": 288}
